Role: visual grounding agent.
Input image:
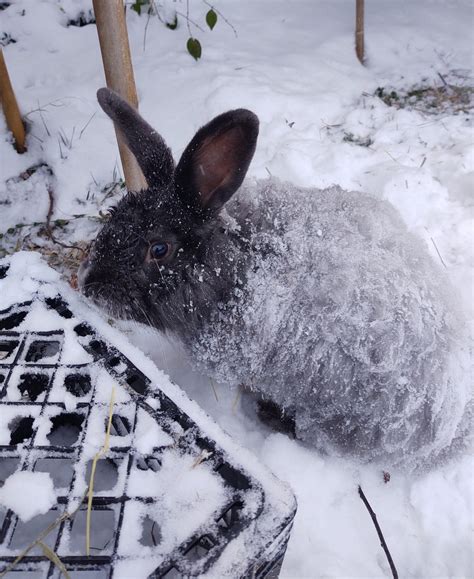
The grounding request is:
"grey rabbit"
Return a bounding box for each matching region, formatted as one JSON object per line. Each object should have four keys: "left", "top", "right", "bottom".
{"left": 79, "top": 87, "right": 471, "bottom": 470}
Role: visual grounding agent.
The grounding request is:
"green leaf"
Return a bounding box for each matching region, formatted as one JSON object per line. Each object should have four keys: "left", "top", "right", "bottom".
{"left": 206, "top": 9, "right": 217, "bottom": 30}
{"left": 187, "top": 37, "right": 202, "bottom": 61}
{"left": 166, "top": 14, "right": 178, "bottom": 30}
{"left": 131, "top": 0, "right": 147, "bottom": 15}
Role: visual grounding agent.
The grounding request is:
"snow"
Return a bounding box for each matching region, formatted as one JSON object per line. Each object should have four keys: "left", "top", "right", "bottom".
{"left": 125, "top": 451, "right": 230, "bottom": 553}
{"left": 133, "top": 407, "right": 174, "bottom": 454}
{"left": 0, "top": 253, "right": 295, "bottom": 575}
{"left": 1, "top": 0, "right": 473, "bottom": 577}
{"left": 0, "top": 471, "right": 56, "bottom": 522}
{"left": 0, "top": 404, "right": 42, "bottom": 446}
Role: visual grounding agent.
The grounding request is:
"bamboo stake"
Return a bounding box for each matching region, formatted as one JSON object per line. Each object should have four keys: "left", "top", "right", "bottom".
{"left": 92, "top": 0, "right": 147, "bottom": 192}
{"left": 0, "top": 48, "right": 26, "bottom": 153}
{"left": 355, "top": 0, "right": 365, "bottom": 64}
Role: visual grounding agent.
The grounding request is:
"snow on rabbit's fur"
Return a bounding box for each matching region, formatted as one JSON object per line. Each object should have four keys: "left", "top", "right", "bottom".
{"left": 0, "top": 0, "right": 473, "bottom": 577}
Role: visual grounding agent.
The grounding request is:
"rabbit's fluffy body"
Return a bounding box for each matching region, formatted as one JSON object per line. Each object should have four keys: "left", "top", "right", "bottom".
{"left": 81, "top": 88, "right": 470, "bottom": 469}
{"left": 188, "top": 180, "right": 466, "bottom": 467}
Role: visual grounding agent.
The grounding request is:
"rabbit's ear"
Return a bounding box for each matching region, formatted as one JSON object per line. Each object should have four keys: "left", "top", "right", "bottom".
{"left": 175, "top": 109, "right": 259, "bottom": 212}
{"left": 97, "top": 88, "right": 174, "bottom": 189}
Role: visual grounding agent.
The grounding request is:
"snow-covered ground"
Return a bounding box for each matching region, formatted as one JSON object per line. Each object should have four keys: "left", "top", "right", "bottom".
{"left": 0, "top": 0, "right": 473, "bottom": 577}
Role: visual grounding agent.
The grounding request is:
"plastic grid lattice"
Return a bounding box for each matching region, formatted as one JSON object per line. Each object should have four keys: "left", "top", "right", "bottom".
{"left": 0, "top": 262, "right": 296, "bottom": 578}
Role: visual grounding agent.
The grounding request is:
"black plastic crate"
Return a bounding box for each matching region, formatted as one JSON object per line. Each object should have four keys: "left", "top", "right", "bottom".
{"left": 0, "top": 255, "right": 296, "bottom": 578}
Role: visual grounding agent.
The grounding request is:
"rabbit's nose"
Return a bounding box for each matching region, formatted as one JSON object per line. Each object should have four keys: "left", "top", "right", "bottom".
{"left": 78, "top": 260, "right": 113, "bottom": 298}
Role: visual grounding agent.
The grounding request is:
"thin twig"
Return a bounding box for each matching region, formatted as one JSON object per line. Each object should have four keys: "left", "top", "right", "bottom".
{"left": 150, "top": 0, "right": 164, "bottom": 24}
{"left": 437, "top": 72, "right": 448, "bottom": 87}
{"left": 151, "top": 521, "right": 159, "bottom": 547}
{"left": 45, "top": 186, "right": 87, "bottom": 257}
{"left": 185, "top": 0, "right": 192, "bottom": 36}
{"left": 209, "top": 377, "right": 219, "bottom": 402}
{"left": 232, "top": 385, "right": 242, "bottom": 414}
{"left": 24, "top": 98, "right": 68, "bottom": 118}
{"left": 179, "top": 2, "right": 205, "bottom": 34}
{"left": 57, "top": 136, "right": 64, "bottom": 159}
{"left": 29, "top": 132, "right": 44, "bottom": 144}
{"left": 384, "top": 150, "right": 400, "bottom": 165}
{"left": 37, "top": 99, "right": 51, "bottom": 137}
{"left": 79, "top": 112, "right": 97, "bottom": 139}
{"left": 46, "top": 186, "right": 55, "bottom": 230}
{"left": 430, "top": 237, "right": 448, "bottom": 269}
{"left": 143, "top": 6, "right": 153, "bottom": 52}
{"left": 358, "top": 485, "right": 399, "bottom": 579}
{"left": 143, "top": 0, "right": 163, "bottom": 53}
{"left": 49, "top": 232, "right": 87, "bottom": 255}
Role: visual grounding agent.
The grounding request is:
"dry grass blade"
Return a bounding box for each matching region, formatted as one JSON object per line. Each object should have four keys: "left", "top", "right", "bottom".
{"left": 39, "top": 541, "right": 71, "bottom": 578}
{"left": 191, "top": 449, "right": 213, "bottom": 469}
{"left": 86, "top": 387, "right": 116, "bottom": 555}
{"left": 209, "top": 377, "right": 219, "bottom": 402}
{"left": 232, "top": 385, "right": 242, "bottom": 414}
{"left": 0, "top": 488, "right": 89, "bottom": 577}
{"left": 375, "top": 76, "right": 473, "bottom": 115}
{"left": 0, "top": 516, "right": 67, "bottom": 577}
{"left": 430, "top": 237, "right": 448, "bottom": 269}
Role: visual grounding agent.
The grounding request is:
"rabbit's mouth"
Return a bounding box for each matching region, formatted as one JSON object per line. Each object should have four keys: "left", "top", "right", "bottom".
{"left": 78, "top": 259, "right": 131, "bottom": 321}
{"left": 80, "top": 279, "right": 137, "bottom": 323}
{"left": 77, "top": 258, "right": 105, "bottom": 302}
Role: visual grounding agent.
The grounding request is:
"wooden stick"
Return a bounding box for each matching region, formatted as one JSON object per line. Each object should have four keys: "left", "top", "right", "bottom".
{"left": 355, "top": 0, "right": 365, "bottom": 64}
{"left": 92, "top": 0, "right": 147, "bottom": 192}
{"left": 0, "top": 48, "right": 26, "bottom": 153}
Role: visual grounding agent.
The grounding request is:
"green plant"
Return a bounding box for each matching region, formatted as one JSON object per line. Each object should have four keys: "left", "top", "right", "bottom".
{"left": 375, "top": 73, "right": 473, "bottom": 115}
{"left": 130, "top": 1, "right": 234, "bottom": 61}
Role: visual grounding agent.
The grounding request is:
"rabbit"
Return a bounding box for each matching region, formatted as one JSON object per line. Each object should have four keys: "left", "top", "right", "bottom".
{"left": 79, "top": 87, "right": 471, "bottom": 470}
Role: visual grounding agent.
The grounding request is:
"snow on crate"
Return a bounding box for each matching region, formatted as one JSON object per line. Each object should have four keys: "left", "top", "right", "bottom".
{"left": 0, "top": 252, "right": 296, "bottom": 578}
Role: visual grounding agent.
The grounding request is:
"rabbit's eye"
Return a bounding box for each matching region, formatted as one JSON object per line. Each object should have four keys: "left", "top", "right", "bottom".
{"left": 150, "top": 242, "right": 170, "bottom": 260}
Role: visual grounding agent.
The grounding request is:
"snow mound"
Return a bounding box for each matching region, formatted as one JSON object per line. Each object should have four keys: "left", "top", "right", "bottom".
{"left": 0, "top": 471, "right": 56, "bottom": 522}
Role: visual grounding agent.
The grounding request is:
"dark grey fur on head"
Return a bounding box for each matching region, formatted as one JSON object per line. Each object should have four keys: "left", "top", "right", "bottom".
{"left": 80, "top": 87, "right": 471, "bottom": 471}
{"left": 81, "top": 88, "right": 258, "bottom": 334}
